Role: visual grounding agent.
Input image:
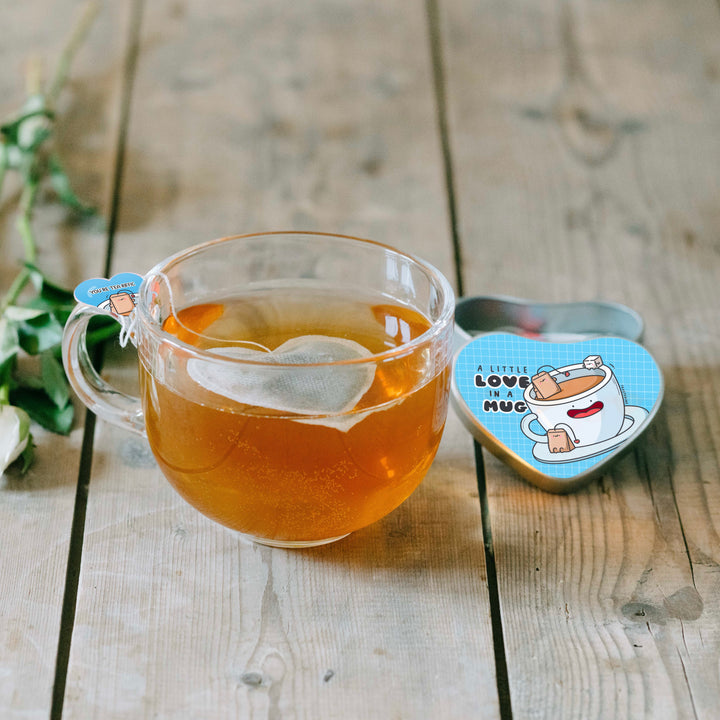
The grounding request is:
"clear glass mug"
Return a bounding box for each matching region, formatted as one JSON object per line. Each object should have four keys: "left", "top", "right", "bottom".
{"left": 62, "top": 232, "right": 455, "bottom": 547}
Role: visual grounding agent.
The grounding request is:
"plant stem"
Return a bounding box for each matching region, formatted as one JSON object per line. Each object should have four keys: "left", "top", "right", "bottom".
{"left": 17, "top": 181, "right": 39, "bottom": 264}
{"left": 26, "top": 55, "right": 43, "bottom": 97}
{"left": 0, "top": 268, "right": 31, "bottom": 315}
{"left": 0, "top": 151, "right": 7, "bottom": 205}
{"left": 0, "top": 181, "right": 41, "bottom": 314}
{"left": 46, "top": 0, "right": 100, "bottom": 107}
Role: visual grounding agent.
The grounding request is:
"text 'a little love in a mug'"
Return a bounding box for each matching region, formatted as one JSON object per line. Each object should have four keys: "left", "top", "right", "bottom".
{"left": 474, "top": 366, "right": 531, "bottom": 414}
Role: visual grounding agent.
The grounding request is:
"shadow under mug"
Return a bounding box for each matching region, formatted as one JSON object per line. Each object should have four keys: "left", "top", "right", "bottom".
{"left": 62, "top": 232, "right": 455, "bottom": 548}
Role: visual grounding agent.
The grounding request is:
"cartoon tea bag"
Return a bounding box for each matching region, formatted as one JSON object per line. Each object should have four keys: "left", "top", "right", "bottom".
{"left": 108, "top": 291, "right": 136, "bottom": 316}
{"left": 547, "top": 426, "right": 575, "bottom": 453}
{"left": 531, "top": 370, "right": 561, "bottom": 399}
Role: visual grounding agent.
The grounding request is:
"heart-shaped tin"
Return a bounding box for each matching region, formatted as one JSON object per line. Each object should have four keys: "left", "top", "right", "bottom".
{"left": 451, "top": 333, "right": 663, "bottom": 493}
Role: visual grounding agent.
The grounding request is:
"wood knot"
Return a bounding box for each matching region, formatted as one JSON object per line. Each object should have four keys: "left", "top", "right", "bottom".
{"left": 241, "top": 672, "right": 264, "bottom": 687}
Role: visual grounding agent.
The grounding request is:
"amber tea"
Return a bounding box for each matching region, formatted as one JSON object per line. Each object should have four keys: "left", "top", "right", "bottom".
{"left": 139, "top": 288, "right": 449, "bottom": 545}
{"left": 541, "top": 374, "right": 604, "bottom": 401}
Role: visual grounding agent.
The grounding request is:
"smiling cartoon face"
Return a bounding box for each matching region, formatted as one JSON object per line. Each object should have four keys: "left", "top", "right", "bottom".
{"left": 567, "top": 399, "right": 603, "bottom": 420}
{"left": 564, "top": 391, "right": 617, "bottom": 445}
{"left": 525, "top": 364, "right": 627, "bottom": 448}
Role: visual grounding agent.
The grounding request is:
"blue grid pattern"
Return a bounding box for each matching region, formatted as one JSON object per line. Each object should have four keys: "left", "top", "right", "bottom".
{"left": 453, "top": 334, "right": 663, "bottom": 479}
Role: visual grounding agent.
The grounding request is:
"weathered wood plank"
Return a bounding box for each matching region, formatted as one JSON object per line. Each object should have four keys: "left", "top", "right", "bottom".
{"left": 62, "top": 1, "right": 499, "bottom": 717}
{"left": 442, "top": 0, "right": 720, "bottom": 717}
{"left": 0, "top": 3, "right": 127, "bottom": 717}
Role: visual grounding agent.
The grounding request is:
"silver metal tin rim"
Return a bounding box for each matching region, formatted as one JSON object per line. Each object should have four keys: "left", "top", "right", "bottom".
{"left": 454, "top": 295, "right": 644, "bottom": 344}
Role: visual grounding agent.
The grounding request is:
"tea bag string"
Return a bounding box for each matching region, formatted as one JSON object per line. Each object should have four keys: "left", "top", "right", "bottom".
{"left": 554, "top": 422, "right": 578, "bottom": 444}
{"left": 117, "top": 311, "right": 138, "bottom": 348}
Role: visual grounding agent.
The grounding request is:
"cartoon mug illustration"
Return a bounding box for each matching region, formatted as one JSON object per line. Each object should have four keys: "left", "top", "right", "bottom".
{"left": 520, "top": 355, "right": 649, "bottom": 463}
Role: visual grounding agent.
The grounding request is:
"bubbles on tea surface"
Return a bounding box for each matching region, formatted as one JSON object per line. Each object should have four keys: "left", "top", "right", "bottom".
{"left": 187, "top": 335, "right": 376, "bottom": 418}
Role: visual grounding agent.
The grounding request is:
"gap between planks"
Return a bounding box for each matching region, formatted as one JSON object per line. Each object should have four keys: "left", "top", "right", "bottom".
{"left": 475, "top": 442, "right": 514, "bottom": 720}
{"left": 427, "top": 1, "right": 511, "bottom": 715}
{"left": 426, "top": 0, "right": 465, "bottom": 297}
{"left": 50, "top": 1, "right": 145, "bottom": 717}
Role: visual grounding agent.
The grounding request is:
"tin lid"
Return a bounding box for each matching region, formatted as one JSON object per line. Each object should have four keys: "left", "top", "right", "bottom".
{"left": 451, "top": 297, "right": 663, "bottom": 493}
{"left": 454, "top": 295, "right": 644, "bottom": 344}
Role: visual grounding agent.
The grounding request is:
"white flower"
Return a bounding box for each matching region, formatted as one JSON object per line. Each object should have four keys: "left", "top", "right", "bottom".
{"left": 0, "top": 405, "right": 31, "bottom": 474}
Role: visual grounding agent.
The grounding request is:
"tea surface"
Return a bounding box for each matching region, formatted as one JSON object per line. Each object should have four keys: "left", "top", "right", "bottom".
{"left": 551, "top": 374, "right": 603, "bottom": 401}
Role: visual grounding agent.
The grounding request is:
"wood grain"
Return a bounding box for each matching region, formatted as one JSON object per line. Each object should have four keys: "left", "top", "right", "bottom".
{"left": 61, "top": 1, "right": 498, "bottom": 717}
{"left": 0, "top": 2, "right": 126, "bottom": 717}
{"left": 442, "top": 0, "right": 720, "bottom": 717}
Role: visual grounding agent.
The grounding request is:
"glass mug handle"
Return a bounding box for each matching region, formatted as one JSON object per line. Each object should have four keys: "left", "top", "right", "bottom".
{"left": 62, "top": 304, "right": 145, "bottom": 436}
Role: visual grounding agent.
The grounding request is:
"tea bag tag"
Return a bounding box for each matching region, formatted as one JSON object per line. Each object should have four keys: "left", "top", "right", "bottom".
{"left": 451, "top": 333, "right": 664, "bottom": 493}
{"left": 73, "top": 272, "right": 143, "bottom": 347}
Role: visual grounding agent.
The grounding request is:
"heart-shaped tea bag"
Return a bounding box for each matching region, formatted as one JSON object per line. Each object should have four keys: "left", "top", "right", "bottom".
{"left": 452, "top": 333, "right": 663, "bottom": 493}
{"left": 187, "top": 335, "right": 375, "bottom": 421}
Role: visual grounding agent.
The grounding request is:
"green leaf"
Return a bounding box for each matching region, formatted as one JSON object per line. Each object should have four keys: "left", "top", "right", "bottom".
{"left": 25, "top": 293, "right": 73, "bottom": 313}
{"left": 21, "top": 124, "right": 52, "bottom": 154}
{"left": 0, "top": 317, "right": 20, "bottom": 367}
{"left": 14, "top": 373, "right": 44, "bottom": 391}
{"left": 17, "top": 312, "right": 64, "bottom": 355}
{"left": 41, "top": 351, "right": 70, "bottom": 409}
{"left": 0, "top": 107, "right": 54, "bottom": 145}
{"left": 49, "top": 155, "right": 96, "bottom": 217}
{"left": 23, "top": 298, "right": 75, "bottom": 330}
{"left": 24, "top": 264, "right": 76, "bottom": 314}
{"left": 48, "top": 314, "right": 121, "bottom": 361}
{"left": 11, "top": 387, "right": 74, "bottom": 435}
{"left": 38, "top": 273, "right": 76, "bottom": 306}
{"left": 0, "top": 142, "right": 8, "bottom": 176}
{"left": 19, "top": 433, "right": 35, "bottom": 473}
{"left": 4, "top": 305, "right": 47, "bottom": 322}
{"left": 19, "top": 152, "right": 43, "bottom": 187}
{"left": 88, "top": 314, "right": 121, "bottom": 345}
{"left": 2, "top": 143, "right": 22, "bottom": 171}
{"left": 0, "top": 324, "right": 17, "bottom": 402}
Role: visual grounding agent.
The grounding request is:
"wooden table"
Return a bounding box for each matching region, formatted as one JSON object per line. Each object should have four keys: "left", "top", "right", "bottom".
{"left": 2, "top": 1, "right": 719, "bottom": 718}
